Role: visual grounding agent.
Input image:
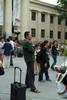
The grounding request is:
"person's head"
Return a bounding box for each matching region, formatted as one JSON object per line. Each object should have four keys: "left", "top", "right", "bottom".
{"left": 9, "top": 36, "right": 12, "bottom": 40}
{"left": 1, "top": 37, "right": 4, "bottom": 42}
{"left": 7, "top": 38, "right": 10, "bottom": 42}
{"left": 55, "top": 65, "right": 66, "bottom": 74}
{"left": 42, "top": 40, "right": 48, "bottom": 48}
{"left": 53, "top": 40, "right": 58, "bottom": 46}
{"left": 24, "top": 31, "right": 32, "bottom": 40}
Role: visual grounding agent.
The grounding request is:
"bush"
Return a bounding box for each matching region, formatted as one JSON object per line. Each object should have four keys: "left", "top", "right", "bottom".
{"left": 63, "top": 48, "right": 67, "bottom": 56}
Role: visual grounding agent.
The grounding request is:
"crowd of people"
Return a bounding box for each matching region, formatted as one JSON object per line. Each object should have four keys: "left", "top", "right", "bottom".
{"left": 0, "top": 32, "right": 67, "bottom": 98}
{"left": 0, "top": 36, "right": 21, "bottom": 68}
{"left": 22, "top": 31, "right": 67, "bottom": 98}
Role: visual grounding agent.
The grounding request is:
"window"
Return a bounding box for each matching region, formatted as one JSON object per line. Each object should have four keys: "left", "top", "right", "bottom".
{"left": 0, "top": 26, "right": 2, "bottom": 35}
{"left": 41, "top": 13, "right": 45, "bottom": 22}
{"left": 41, "top": 29, "right": 45, "bottom": 38}
{"left": 50, "top": 15, "right": 53, "bottom": 24}
{"left": 31, "top": 28, "right": 36, "bottom": 37}
{"left": 0, "top": 26, "right": 2, "bottom": 32}
{"left": 65, "top": 19, "right": 67, "bottom": 26}
{"left": 31, "top": 11, "right": 36, "bottom": 21}
{"left": 65, "top": 32, "right": 67, "bottom": 39}
{"left": 58, "top": 17, "right": 61, "bottom": 25}
{"left": 58, "top": 31, "right": 61, "bottom": 39}
{"left": 50, "top": 30, "right": 53, "bottom": 38}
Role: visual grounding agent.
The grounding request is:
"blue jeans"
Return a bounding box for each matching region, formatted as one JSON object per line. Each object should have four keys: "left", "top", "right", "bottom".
{"left": 38, "top": 63, "right": 49, "bottom": 81}
{"left": 51, "top": 55, "right": 57, "bottom": 69}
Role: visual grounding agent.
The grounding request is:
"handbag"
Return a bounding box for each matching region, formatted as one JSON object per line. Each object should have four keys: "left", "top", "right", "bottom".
{"left": 0, "top": 60, "right": 4, "bottom": 75}
{"left": 34, "top": 61, "right": 40, "bottom": 75}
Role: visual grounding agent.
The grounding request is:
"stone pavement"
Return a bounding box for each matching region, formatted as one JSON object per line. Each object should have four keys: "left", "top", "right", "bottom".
{"left": 0, "top": 56, "right": 67, "bottom": 100}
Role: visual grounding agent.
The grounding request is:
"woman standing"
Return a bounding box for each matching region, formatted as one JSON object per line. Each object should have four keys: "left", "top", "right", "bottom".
{"left": 38, "top": 40, "right": 51, "bottom": 81}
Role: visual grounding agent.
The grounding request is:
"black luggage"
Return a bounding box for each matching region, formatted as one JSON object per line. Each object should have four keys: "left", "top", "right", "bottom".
{"left": 61, "top": 74, "right": 67, "bottom": 86}
{"left": 17, "top": 47, "right": 23, "bottom": 57}
{"left": 10, "top": 67, "right": 26, "bottom": 100}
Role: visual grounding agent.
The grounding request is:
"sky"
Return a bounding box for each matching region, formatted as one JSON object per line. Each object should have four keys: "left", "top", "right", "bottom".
{"left": 40, "top": 0, "right": 58, "bottom": 5}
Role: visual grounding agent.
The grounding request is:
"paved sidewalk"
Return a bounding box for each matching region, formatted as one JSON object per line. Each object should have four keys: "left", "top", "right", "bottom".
{"left": 0, "top": 56, "right": 67, "bottom": 100}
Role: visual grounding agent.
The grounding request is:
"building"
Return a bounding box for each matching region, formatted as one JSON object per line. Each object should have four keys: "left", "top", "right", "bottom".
{"left": 0, "top": 0, "right": 67, "bottom": 43}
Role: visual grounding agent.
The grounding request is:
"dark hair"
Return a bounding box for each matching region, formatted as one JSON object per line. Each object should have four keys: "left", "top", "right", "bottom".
{"left": 7, "top": 38, "right": 10, "bottom": 42}
{"left": 24, "top": 31, "right": 30, "bottom": 38}
{"left": 55, "top": 66, "right": 66, "bottom": 74}
{"left": 53, "top": 40, "right": 57, "bottom": 44}
{"left": 41, "top": 40, "right": 48, "bottom": 48}
{"left": 9, "top": 36, "right": 12, "bottom": 40}
{"left": 43, "top": 40, "right": 48, "bottom": 45}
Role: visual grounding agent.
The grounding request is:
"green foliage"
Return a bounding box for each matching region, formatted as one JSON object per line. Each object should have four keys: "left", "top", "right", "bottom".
{"left": 64, "top": 40, "right": 67, "bottom": 44}
{"left": 57, "top": 0, "right": 67, "bottom": 20}
{"left": 58, "top": 0, "right": 67, "bottom": 7}
{"left": 63, "top": 48, "right": 67, "bottom": 56}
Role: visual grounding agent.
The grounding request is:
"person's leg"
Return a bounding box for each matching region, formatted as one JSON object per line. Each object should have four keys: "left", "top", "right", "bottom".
{"left": 5, "top": 56, "right": 8, "bottom": 68}
{"left": 51, "top": 55, "right": 57, "bottom": 70}
{"left": 5, "top": 56, "right": 10, "bottom": 68}
{"left": 25, "top": 62, "right": 35, "bottom": 89}
{"left": 25, "top": 61, "right": 40, "bottom": 93}
{"left": 44, "top": 68, "right": 49, "bottom": 80}
{"left": 3, "top": 55, "right": 6, "bottom": 68}
{"left": 44, "top": 68, "right": 51, "bottom": 81}
{"left": 54, "top": 55, "right": 57, "bottom": 65}
{"left": 38, "top": 68, "right": 43, "bottom": 81}
{"left": 25, "top": 69, "right": 30, "bottom": 88}
{"left": 10, "top": 54, "right": 13, "bottom": 66}
{"left": 38, "top": 63, "right": 43, "bottom": 81}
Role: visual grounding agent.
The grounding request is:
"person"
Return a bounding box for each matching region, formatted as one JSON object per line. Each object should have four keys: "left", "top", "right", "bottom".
{"left": 51, "top": 40, "right": 58, "bottom": 70}
{"left": 38, "top": 40, "right": 51, "bottom": 81}
{"left": 2, "top": 38, "right": 12, "bottom": 68}
{"left": 0, "top": 37, "right": 5, "bottom": 68}
{"left": 55, "top": 65, "right": 67, "bottom": 98}
{"left": 34, "top": 44, "right": 40, "bottom": 75}
{"left": 9, "top": 36, "right": 15, "bottom": 66}
{"left": 23, "top": 31, "right": 40, "bottom": 93}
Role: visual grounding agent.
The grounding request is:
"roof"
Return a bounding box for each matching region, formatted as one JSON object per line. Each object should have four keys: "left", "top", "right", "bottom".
{"left": 30, "top": 0, "right": 56, "bottom": 9}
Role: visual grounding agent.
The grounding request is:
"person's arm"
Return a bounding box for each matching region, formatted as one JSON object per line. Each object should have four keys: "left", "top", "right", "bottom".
{"left": 23, "top": 41, "right": 34, "bottom": 53}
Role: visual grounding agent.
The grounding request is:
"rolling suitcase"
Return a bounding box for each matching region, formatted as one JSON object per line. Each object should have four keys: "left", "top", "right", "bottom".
{"left": 10, "top": 67, "right": 26, "bottom": 100}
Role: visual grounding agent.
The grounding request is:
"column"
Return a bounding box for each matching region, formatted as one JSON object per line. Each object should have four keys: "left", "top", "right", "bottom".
{"left": 20, "top": 0, "right": 30, "bottom": 39}
{"left": 45, "top": 13, "right": 50, "bottom": 40}
{"left": 61, "top": 20, "right": 65, "bottom": 43}
{"left": 4, "top": 0, "right": 12, "bottom": 37}
{"left": 37, "top": 11, "right": 41, "bottom": 41}
{"left": 53, "top": 15, "right": 58, "bottom": 40}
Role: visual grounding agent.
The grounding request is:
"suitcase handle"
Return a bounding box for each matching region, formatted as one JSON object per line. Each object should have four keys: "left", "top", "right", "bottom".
{"left": 14, "top": 67, "right": 22, "bottom": 84}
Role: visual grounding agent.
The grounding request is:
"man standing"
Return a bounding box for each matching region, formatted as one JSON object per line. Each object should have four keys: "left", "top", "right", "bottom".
{"left": 51, "top": 40, "right": 58, "bottom": 71}
{"left": 23, "top": 31, "right": 39, "bottom": 93}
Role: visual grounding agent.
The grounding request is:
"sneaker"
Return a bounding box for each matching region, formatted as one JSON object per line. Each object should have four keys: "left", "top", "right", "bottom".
{"left": 30, "top": 88, "right": 40, "bottom": 93}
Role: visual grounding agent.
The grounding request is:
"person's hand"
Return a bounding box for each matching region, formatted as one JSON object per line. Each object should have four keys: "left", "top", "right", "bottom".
{"left": 44, "top": 63, "right": 47, "bottom": 68}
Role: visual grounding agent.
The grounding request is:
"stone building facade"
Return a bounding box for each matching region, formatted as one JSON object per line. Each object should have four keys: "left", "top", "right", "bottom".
{"left": 0, "top": 0, "right": 67, "bottom": 43}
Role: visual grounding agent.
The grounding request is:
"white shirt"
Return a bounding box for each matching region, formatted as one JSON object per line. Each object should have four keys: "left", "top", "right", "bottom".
{"left": 56, "top": 82, "right": 66, "bottom": 94}
{"left": 10, "top": 40, "right": 15, "bottom": 50}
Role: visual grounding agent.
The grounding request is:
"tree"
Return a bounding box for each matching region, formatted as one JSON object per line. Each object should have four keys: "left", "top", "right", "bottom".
{"left": 57, "top": 0, "right": 67, "bottom": 19}
{"left": 57, "top": 0, "right": 67, "bottom": 56}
